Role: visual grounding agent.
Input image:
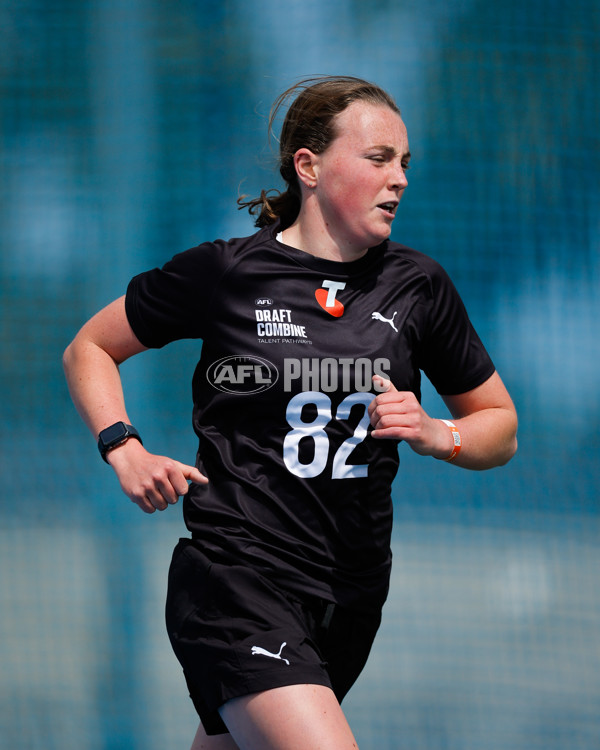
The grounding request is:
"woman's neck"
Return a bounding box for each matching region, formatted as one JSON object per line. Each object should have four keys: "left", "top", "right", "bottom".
{"left": 279, "top": 222, "right": 368, "bottom": 263}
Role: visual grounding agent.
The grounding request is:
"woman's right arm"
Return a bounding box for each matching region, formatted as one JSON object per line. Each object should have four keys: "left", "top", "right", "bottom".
{"left": 63, "top": 295, "right": 207, "bottom": 513}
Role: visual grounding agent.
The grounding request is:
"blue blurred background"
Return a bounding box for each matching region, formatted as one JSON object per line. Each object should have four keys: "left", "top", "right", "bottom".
{"left": 1, "top": 1, "right": 598, "bottom": 748}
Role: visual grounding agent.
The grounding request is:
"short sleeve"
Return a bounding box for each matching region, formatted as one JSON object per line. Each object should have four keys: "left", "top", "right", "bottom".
{"left": 125, "top": 240, "right": 231, "bottom": 348}
{"left": 418, "top": 261, "right": 495, "bottom": 395}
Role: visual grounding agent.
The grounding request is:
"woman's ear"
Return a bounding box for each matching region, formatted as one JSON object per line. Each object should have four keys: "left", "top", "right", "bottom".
{"left": 294, "top": 148, "right": 318, "bottom": 189}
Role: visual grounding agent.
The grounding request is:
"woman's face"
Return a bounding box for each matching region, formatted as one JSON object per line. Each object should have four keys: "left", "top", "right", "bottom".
{"left": 311, "top": 101, "right": 410, "bottom": 254}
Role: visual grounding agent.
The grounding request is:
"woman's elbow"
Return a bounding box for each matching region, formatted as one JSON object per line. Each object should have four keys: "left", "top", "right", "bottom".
{"left": 62, "top": 340, "right": 76, "bottom": 375}
{"left": 499, "top": 433, "right": 518, "bottom": 466}
{"left": 498, "top": 412, "right": 519, "bottom": 466}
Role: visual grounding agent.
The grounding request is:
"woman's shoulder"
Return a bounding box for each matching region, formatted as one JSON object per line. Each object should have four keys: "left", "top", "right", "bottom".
{"left": 159, "top": 225, "right": 276, "bottom": 277}
{"left": 382, "top": 240, "right": 452, "bottom": 284}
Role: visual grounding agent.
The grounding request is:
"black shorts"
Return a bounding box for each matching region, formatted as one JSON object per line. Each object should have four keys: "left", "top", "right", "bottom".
{"left": 165, "top": 538, "right": 382, "bottom": 735}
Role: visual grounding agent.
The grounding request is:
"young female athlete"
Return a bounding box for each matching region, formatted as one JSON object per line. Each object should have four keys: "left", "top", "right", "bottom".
{"left": 63, "top": 76, "right": 517, "bottom": 750}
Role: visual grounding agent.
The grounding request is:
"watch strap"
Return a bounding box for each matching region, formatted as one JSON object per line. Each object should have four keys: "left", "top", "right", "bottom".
{"left": 98, "top": 422, "right": 142, "bottom": 463}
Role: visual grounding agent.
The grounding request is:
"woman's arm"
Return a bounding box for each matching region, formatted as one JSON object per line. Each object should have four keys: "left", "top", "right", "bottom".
{"left": 63, "top": 296, "right": 207, "bottom": 512}
{"left": 368, "top": 371, "right": 517, "bottom": 470}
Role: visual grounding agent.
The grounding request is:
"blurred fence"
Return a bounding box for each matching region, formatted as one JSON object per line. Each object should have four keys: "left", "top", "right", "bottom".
{"left": 1, "top": 1, "right": 598, "bottom": 748}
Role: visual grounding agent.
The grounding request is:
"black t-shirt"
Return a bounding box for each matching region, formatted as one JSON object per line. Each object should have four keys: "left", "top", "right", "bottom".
{"left": 125, "top": 224, "right": 495, "bottom": 611}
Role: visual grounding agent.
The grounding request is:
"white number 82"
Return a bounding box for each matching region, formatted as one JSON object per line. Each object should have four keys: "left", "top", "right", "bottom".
{"left": 282, "top": 391, "right": 374, "bottom": 479}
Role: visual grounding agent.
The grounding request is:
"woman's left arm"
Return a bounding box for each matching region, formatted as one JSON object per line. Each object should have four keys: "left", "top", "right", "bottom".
{"left": 369, "top": 371, "right": 518, "bottom": 470}
{"left": 439, "top": 371, "right": 518, "bottom": 469}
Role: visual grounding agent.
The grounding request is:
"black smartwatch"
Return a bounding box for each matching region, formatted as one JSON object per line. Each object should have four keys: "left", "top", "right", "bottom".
{"left": 97, "top": 422, "right": 142, "bottom": 463}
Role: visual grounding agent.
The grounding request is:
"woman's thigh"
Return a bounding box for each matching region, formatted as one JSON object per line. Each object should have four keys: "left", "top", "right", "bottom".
{"left": 190, "top": 721, "right": 240, "bottom": 750}
{"left": 219, "top": 683, "right": 359, "bottom": 750}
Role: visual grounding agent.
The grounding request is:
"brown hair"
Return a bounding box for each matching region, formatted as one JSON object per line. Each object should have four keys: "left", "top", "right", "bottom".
{"left": 238, "top": 75, "right": 401, "bottom": 228}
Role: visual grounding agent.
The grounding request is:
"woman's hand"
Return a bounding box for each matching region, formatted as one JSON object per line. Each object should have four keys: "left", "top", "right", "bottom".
{"left": 106, "top": 437, "right": 208, "bottom": 514}
{"left": 368, "top": 372, "right": 518, "bottom": 469}
{"left": 369, "top": 376, "right": 453, "bottom": 459}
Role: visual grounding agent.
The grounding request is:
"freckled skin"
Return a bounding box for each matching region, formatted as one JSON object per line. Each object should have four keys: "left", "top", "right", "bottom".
{"left": 283, "top": 101, "right": 411, "bottom": 263}
{"left": 310, "top": 102, "right": 410, "bottom": 256}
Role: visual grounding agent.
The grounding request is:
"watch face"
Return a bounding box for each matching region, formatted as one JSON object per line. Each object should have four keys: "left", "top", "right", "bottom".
{"left": 100, "top": 422, "right": 128, "bottom": 447}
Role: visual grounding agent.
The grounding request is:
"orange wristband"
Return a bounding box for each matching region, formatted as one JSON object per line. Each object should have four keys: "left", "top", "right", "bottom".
{"left": 440, "top": 419, "right": 461, "bottom": 462}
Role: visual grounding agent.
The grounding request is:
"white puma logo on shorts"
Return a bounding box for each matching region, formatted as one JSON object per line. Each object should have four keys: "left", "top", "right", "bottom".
{"left": 251, "top": 641, "right": 290, "bottom": 666}
{"left": 371, "top": 310, "right": 399, "bottom": 333}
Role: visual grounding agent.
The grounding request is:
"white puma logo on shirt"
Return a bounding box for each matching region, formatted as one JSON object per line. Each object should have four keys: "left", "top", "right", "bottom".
{"left": 251, "top": 641, "right": 290, "bottom": 665}
{"left": 372, "top": 310, "right": 399, "bottom": 333}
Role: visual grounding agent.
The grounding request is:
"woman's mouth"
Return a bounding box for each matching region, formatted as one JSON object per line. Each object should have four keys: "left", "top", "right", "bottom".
{"left": 378, "top": 202, "right": 398, "bottom": 217}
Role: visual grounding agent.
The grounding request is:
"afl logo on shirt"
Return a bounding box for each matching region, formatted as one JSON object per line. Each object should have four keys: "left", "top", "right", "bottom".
{"left": 207, "top": 355, "right": 279, "bottom": 394}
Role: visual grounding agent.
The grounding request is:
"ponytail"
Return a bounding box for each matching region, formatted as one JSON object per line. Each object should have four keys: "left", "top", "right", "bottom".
{"left": 237, "top": 185, "right": 301, "bottom": 229}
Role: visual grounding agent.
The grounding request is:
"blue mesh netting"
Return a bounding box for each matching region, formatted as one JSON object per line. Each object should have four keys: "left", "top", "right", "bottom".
{"left": 1, "top": 1, "right": 598, "bottom": 748}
